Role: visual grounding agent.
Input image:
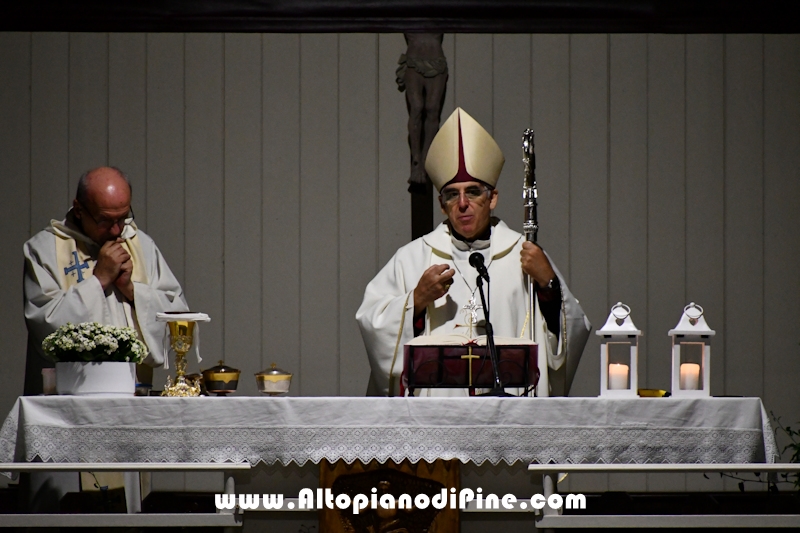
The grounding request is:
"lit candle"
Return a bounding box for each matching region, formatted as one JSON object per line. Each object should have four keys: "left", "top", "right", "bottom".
{"left": 608, "top": 363, "right": 629, "bottom": 390}
{"left": 680, "top": 363, "right": 700, "bottom": 390}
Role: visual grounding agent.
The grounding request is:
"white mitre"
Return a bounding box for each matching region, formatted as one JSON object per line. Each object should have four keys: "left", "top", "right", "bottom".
{"left": 424, "top": 107, "right": 505, "bottom": 191}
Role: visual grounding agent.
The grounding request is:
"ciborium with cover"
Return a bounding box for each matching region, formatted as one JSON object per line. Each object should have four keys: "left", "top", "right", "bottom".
{"left": 156, "top": 312, "right": 210, "bottom": 397}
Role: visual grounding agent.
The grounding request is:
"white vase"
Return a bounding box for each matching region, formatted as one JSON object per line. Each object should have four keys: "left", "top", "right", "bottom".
{"left": 55, "top": 361, "right": 136, "bottom": 396}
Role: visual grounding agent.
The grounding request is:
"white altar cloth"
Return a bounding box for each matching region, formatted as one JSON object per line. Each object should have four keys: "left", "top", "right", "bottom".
{"left": 0, "top": 396, "right": 778, "bottom": 470}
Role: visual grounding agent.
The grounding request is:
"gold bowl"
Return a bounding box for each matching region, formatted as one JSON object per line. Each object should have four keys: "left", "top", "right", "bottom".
{"left": 201, "top": 360, "right": 240, "bottom": 396}
{"left": 255, "top": 363, "right": 292, "bottom": 396}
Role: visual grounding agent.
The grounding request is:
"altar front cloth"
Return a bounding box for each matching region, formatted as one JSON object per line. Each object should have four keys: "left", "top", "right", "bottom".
{"left": 0, "top": 396, "right": 778, "bottom": 468}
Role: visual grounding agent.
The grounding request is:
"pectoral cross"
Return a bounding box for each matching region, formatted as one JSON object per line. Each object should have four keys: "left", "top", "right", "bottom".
{"left": 458, "top": 295, "right": 483, "bottom": 339}
{"left": 64, "top": 251, "right": 90, "bottom": 282}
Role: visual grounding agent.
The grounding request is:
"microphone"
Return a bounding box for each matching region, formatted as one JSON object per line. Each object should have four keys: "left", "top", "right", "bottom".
{"left": 469, "top": 252, "right": 490, "bottom": 282}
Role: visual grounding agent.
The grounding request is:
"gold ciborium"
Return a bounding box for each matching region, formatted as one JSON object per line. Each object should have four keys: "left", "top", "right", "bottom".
{"left": 162, "top": 320, "right": 201, "bottom": 397}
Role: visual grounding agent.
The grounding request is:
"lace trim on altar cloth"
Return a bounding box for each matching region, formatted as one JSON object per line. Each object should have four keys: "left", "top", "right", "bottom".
{"left": 11, "top": 425, "right": 774, "bottom": 467}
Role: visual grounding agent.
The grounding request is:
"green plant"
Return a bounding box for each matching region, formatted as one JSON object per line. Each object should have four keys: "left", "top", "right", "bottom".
{"left": 42, "top": 322, "right": 148, "bottom": 364}
{"left": 771, "top": 411, "right": 800, "bottom": 489}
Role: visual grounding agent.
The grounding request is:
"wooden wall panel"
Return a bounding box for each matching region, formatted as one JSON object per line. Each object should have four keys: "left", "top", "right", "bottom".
{"left": 224, "top": 33, "right": 263, "bottom": 396}
{"left": 30, "top": 33, "right": 70, "bottom": 231}
{"left": 646, "top": 34, "right": 686, "bottom": 493}
{"left": 145, "top": 34, "right": 185, "bottom": 281}
{"left": 68, "top": 33, "right": 109, "bottom": 194}
{"left": 299, "top": 33, "right": 339, "bottom": 396}
{"left": 184, "top": 33, "right": 224, "bottom": 374}
{"left": 377, "top": 33, "right": 409, "bottom": 266}
{"left": 338, "top": 33, "right": 378, "bottom": 396}
{"left": 146, "top": 33, "right": 185, "bottom": 392}
{"left": 684, "top": 34, "right": 725, "bottom": 492}
{"left": 567, "top": 33, "right": 609, "bottom": 492}
{"left": 0, "top": 33, "right": 31, "bottom": 417}
{"left": 531, "top": 35, "right": 571, "bottom": 279}
{"left": 607, "top": 33, "right": 648, "bottom": 493}
{"left": 646, "top": 34, "right": 686, "bottom": 393}
{"left": 724, "top": 35, "right": 764, "bottom": 399}
{"left": 492, "top": 34, "right": 531, "bottom": 227}
{"left": 453, "top": 34, "right": 493, "bottom": 132}
{"left": 109, "top": 33, "right": 147, "bottom": 224}
{"left": 763, "top": 34, "right": 800, "bottom": 464}
{"left": 262, "top": 34, "right": 302, "bottom": 393}
{"left": 431, "top": 33, "right": 457, "bottom": 225}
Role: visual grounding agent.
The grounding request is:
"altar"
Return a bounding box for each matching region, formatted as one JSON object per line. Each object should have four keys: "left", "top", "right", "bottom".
{"left": 0, "top": 395, "right": 783, "bottom": 530}
{"left": 1, "top": 395, "right": 778, "bottom": 467}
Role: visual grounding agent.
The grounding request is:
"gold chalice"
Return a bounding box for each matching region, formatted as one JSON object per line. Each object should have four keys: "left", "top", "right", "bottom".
{"left": 162, "top": 320, "right": 201, "bottom": 397}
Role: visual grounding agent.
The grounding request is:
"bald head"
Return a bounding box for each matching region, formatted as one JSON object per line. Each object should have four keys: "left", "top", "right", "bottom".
{"left": 73, "top": 167, "right": 133, "bottom": 244}
{"left": 76, "top": 167, "right": 131, "bottom": 208}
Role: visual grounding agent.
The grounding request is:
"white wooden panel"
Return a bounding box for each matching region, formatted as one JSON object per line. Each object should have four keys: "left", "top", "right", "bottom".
{"left": 377, "top": 33, "right": 410, "bottom": 266}
{"left": 646, "top": 34, "right": 686, "bottom": 392}
{"left": 262, "top": 33, "right": 302, "bottom": 394}
{"left": 68, "top": 33, "right": 109, "bottom": 193}
{"left": 145, "top": 33, "right": 185, "bottom": 400}
{"left": 684, "top": 34, "right": 725, "bottom": 493}
{"left": 0, "top": 32, "right": 31, "bottom": 409}
{"left": 30, "top": 33, "right": 70, "bottom": 231}
{"left": 568, "top": 33, "right": 608, "bottom": 402}
{"left": 492, "top": 34, "right": 531, "bottom": 228}
{"left": 25, "top": 32, "right": 69, "bottom": 400}
{"left": 453, "top": 34, "right": 493, "bottom": 132}
{"left": 723, "top": 35, "right": 764, "bottom": 398}
{"left": 109, "top": 33, "right": 147, "bottom": 225}
{"left": 607, "top": 33, "right": 648, "bottom": 493}
{"left": 299, "top": 33, "right": 339, "bottom": 396}
{"left": 145, "top": 33, "right": 185, "bottom": 282}
{"left": 338, "top": 33, "right": 378, "bottom": 396}
{"left": 184, "top": 33, "right": 224, "bottom": 373}
{"left": 646, "top": 34, "right": 687, "bottom": 493}
{"left": 567, "top": 33, "right": 609, "bottom": 493}
{"left": 224, "top": 33, "right": 263, "bottom": 396}
{"left": 432, "top": 33, "right": 457, "bottom": 225}
{"left": 763, "top": 34, "right": 800, "bottom": 461}
{"left": 531, "top": 35, "right": 571, "bottom": 279}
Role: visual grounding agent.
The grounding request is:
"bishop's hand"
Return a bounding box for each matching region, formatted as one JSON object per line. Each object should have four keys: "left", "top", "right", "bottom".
{"left": 94, "top": 239, "right": 131, "bottom": 292}
{"left": 413, "top": 264, "right": 455, "bottom": 316}
{"left": 520, "top": 241, "right": 556, "bottom": 287}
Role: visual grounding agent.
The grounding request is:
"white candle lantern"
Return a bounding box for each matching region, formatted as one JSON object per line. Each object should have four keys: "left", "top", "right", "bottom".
{"left": 597, "top": 302, "right": 641, "bottom": 398}
{"left": 669, "top": 303, "right": 714, "bottom": 398}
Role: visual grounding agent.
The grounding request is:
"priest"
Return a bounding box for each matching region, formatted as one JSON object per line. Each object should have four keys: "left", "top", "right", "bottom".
{"left": 357, "top": 108, "right": 591, "bottom": 397}
{"left": 23, "top": 166, "right": 189, "bottom": 395}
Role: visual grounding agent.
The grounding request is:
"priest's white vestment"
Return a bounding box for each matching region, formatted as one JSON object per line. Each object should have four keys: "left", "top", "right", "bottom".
{"left": 357, "top": 219, "right": 591, "bottom": 397}
{"left": 23, "top": 214, "right": 188, "bottom": 392}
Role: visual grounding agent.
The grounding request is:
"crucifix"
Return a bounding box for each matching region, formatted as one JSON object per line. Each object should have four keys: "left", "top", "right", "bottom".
{"left": 63, "top": 250, "right": 91, "bottom": 282}
{"left": 458, "top": 296, "right": 483, "bottom": 387}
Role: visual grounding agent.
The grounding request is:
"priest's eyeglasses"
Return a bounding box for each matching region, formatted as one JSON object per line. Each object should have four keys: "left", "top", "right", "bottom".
{"left": 79, "top": 203, "right": 135, "bottom": 230}
{"left": 440, "top": 185, "right": 492, "bottom": 206}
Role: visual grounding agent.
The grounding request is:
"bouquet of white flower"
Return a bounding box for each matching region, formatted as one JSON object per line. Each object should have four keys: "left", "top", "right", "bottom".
{"left": 42, "top": 322, "right": 148, "bottom": 363}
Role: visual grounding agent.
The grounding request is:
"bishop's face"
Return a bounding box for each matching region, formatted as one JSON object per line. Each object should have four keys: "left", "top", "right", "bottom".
{"left": 439, "top": 181, "right": 498, "bottom": 240}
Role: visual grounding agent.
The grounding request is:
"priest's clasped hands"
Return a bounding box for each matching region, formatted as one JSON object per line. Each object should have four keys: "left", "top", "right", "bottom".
{"left": 93, "top": 239, "right": 134, "bottom": 302}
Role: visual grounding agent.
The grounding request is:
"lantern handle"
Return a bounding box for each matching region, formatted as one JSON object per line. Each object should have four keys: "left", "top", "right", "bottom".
{"left": 610, "top": 302, "right": 631, "bottom": 320}
{"left": 684, "top": 302, "right": 704, "bottom": 320}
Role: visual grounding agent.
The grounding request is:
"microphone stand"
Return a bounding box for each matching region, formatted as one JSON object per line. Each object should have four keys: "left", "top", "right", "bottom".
{"left": 475, "top": 273, "right": 513, "bottom": 397}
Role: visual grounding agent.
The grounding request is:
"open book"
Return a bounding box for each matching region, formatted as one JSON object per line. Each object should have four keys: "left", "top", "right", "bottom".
{"left": 403, "top": 335, "right": 538, "bottom": 394}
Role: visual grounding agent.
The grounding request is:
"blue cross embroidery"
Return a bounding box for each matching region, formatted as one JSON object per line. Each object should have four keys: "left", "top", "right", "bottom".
{"left": 63, "top": 251, "right": 91, "bottom": 283}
